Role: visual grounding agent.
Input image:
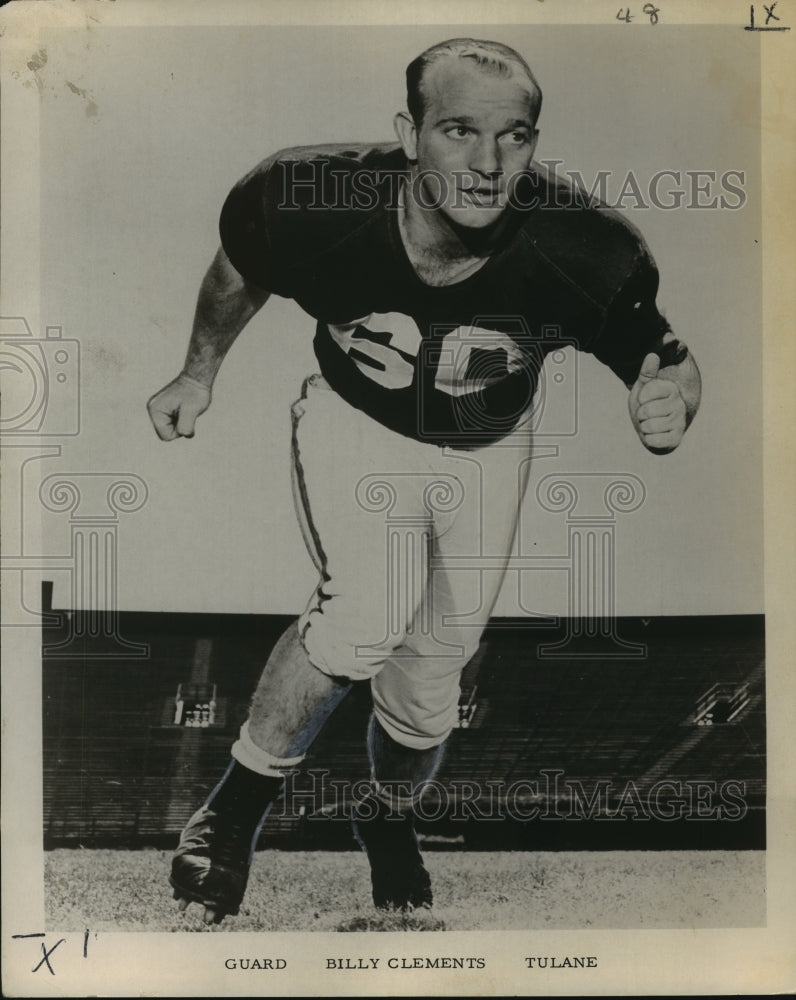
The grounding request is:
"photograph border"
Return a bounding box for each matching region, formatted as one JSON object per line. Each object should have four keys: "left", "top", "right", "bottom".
{"left": 1, "top": 1, "right": 793, "bottom": 996}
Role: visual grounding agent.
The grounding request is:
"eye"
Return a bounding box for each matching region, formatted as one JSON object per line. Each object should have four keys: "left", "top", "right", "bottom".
{"left": 445, "top": 125, "right": 472, "bottom": 140}
{"left": 501, "top": 130, "right": 530, "bottom": 146}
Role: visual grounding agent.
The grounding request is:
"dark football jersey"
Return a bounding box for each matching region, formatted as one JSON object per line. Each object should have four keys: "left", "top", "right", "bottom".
{"left": 219, "top": 143, "right": 670, "bottom": 448}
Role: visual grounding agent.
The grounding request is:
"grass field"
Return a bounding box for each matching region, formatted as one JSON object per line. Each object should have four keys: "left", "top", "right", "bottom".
{"left": 44, "top": 848, "right": 765, "bottom": 933}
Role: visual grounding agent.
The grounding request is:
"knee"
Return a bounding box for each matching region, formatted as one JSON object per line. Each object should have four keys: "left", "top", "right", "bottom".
{"left": 372, "top": 699, "right": 458, "bottom": 751}
{"left": 299, "top": 611, "right": 402, "bottom": 683}
{"left": 368, "top": 713, "right": 448, "bottom": 769}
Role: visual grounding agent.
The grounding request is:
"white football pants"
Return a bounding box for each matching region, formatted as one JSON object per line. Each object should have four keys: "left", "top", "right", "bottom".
{"left": 292, "top": 375, "right": 532, "bottom": 750}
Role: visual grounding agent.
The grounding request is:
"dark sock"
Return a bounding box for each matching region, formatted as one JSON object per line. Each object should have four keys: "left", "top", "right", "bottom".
{"left": 367, "top": 715, "right": 445, "bottom": 799}
{"left": 206, "top": 760, "right": 284, "bottom": 825}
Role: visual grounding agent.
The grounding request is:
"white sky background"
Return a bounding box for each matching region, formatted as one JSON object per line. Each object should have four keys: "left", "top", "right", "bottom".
{"left": 37, "top": 24, "right": 762, "bottom": 616}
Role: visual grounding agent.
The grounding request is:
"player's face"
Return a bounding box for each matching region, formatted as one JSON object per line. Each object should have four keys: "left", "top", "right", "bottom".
{"left": 403, "top": 59, "right": 539, "bottom": 229}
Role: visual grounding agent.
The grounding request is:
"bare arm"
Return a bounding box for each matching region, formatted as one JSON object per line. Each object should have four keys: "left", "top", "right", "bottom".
{"left": 147, "top": 246, "right": 270, "bottom": 440}
{"left": 182, "top": 245, "right": 271, "bottom": 388}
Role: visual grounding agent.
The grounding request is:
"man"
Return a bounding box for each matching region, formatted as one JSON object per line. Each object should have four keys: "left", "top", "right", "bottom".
{"left": 147, "top": 38, "right": 701, "bottom": 925}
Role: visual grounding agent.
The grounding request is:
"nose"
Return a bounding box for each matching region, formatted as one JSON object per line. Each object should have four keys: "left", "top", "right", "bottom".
{"left": 469, "top": 138, "right": 502, "bottom": 180}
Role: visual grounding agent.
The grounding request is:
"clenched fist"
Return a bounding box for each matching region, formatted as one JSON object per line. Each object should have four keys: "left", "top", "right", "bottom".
{"left": 628, "top": 353, "right": 687, "bottom": 454}
{"left": 147, "top": 373, "right": 212, "bottom": 441}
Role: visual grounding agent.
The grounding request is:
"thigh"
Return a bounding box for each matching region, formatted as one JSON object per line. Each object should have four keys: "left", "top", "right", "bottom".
{"left": 428, "top": 428, "right": 534, "bottom": 642}
{"left": 292, "top": 378, "right": 433, "bottom": 678}
{"left": 370, "top": 429, "right": 533, "bottom": 747}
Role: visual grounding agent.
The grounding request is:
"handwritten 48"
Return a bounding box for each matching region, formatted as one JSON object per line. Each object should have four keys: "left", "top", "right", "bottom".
{"left": 616, "top": 4, "right": 661, "bottom": 24}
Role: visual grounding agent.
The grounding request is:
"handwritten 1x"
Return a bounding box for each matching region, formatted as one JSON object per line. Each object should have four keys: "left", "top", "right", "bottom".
{"left": 745, "top": 3, "right": 791, "bottom": 30}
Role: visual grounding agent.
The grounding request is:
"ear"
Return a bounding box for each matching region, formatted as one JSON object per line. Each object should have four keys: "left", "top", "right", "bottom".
{"left": 393, "top": 111, "right": 418, "bottom": 161}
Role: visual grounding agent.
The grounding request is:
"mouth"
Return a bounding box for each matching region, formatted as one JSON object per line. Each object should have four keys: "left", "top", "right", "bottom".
{"left": 464, "top": 188, "right": 503, "bottom": 206}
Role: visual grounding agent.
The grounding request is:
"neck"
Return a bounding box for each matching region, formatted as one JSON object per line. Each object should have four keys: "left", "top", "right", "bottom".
{"left": 399, "top": 172, "right": 508, "bottom": 262}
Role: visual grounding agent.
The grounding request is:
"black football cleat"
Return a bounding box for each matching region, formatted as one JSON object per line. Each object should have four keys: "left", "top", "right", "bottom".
{"left": 352, "top": 798, "right": 433, "bottom": 911}
{"left": 169, "top": 761, "right": 282, "bottom": 923}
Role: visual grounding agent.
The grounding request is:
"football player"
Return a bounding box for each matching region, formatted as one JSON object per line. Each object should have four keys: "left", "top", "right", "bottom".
{"left": 147, "top": 38, "right": 701, "bottom": 924}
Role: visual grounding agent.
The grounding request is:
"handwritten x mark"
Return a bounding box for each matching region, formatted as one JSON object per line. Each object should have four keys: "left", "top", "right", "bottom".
{"left": 32, "top": 939, "right": 65, "bottom": 975}
{"left": 764, "top": 2, "right": 781, "bottom": 23}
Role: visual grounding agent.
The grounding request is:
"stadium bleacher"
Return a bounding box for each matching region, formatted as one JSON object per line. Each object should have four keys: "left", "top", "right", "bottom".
{"left": 42, "top": 610, "right": 765, "bottom": 851}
